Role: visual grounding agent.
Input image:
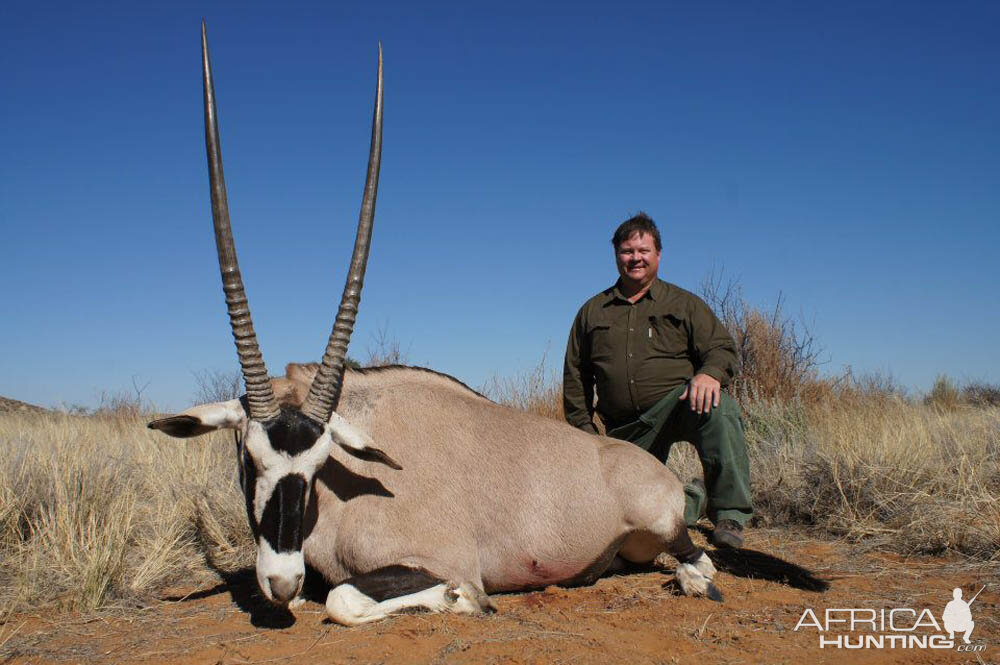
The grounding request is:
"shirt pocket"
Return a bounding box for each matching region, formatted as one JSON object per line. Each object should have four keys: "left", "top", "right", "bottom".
{"left": 585, "top": 321, "right": 614, "bottom": 361}
{"left": 648, "top": 314, "right": 689, "bottom": 356}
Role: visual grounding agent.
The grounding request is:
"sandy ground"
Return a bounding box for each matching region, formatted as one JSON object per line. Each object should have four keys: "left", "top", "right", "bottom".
{"left": 2, "top": 528, "right": 997, "bottom": 665}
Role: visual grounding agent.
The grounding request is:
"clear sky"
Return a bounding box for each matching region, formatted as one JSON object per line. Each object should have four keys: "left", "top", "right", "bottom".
{"left": 3, "top": 1, "right": 998, "bottom": 411}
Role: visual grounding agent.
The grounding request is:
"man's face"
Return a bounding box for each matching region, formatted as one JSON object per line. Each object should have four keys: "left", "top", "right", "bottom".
{"left": 615, "top": 231, "right": 661, "bottom": 287}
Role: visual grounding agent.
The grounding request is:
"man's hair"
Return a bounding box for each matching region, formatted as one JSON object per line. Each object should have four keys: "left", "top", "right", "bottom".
{"left": 612, "top": 212, "right": 661, "bottom": 251}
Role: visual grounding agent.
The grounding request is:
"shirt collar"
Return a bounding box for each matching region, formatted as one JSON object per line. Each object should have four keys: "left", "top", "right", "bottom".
{"left": 605, "top": 278, "right": 665, "bottom": 305}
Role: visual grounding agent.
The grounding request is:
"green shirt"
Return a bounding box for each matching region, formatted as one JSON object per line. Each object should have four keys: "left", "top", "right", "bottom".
{"left": 563, "top": 279, "right": 738, "bottom": 432}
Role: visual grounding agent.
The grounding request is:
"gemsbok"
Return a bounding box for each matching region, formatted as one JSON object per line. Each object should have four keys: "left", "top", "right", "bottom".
{"left": 148, "top": 23, "right": 722, "bottom": 625}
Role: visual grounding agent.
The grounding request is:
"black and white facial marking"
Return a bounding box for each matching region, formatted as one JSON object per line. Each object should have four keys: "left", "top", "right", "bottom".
{"left": 150, "top": 398, "right": 401, "bottom": 605}
{"left": 240, "top": 409, "right": 334, "bottom": 605}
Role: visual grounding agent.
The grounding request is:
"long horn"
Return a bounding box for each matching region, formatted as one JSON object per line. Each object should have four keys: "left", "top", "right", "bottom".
{"left": 202, "top": 22, "right": 280, "bottom": 422}
{"left": 300, "top": 45, "right": 383, "bottom": 425}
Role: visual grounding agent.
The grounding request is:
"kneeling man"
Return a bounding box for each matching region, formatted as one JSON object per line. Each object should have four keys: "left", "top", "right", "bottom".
{"left": 563, "top": 212, "right": 752, "bottom": 548}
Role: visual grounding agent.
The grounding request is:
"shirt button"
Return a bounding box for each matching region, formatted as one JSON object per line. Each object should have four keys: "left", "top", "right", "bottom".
{"left": 628, "top": 353, "right": 633, "bottom": 358}
{"left": 629, "top": 328, "right": 634, "bottom": 332}
{"left": 630, "top": 379, "right": 635, "bottom": 384}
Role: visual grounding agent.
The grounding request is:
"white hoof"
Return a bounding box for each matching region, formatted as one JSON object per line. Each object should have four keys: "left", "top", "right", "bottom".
{"left": 691, "top": 551, "right": 717, "bottom": 581}
{"left": 676, "top": 562, "right": 723, "bottom": 602}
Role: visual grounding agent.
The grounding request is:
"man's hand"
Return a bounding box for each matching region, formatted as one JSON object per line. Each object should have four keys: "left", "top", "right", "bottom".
{"left": 680, "top": 373, "right": 721, "bottom": 415}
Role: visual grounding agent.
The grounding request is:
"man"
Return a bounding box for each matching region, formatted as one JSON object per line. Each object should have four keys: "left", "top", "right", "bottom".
{"left": 563, "top": 212, "right": 752, "bottom": 548}
{"left": 942, "top": 587, "right": 976, "bottom": 644}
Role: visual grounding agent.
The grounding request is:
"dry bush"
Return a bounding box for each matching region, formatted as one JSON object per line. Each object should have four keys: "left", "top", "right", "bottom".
{"left": 192, "top": 368, "right": 242, "bottom": 403}
{"left": 700, "top": 273, "right": 831, "bottom": 405}
{"left": 364, "top": 322, "right": 410, "bottom": 367}
{"left": 963, "top": 381, "right": 1000, "bottom": 407}
{"left": 925, "top": 374, "right": 962, "bottom": 411}
{"left": 0, "top": 410, "right": 252, "bottom": 614}
{"left": 81, "top": 376, "right": 156, "bottom": 422}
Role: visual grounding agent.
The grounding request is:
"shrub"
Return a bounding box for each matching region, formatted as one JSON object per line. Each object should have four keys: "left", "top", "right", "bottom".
{"left": 924, "top": 375, "right": 962, "bottom": 410}
{"left": 192, "top": 368, "right": 242, "bottom": 403}
{"left": 364, "top": 322, "right": 410, "bottom": 367}
{"left": 699, "top": 273, "right": 826, "bottom": 405}
{"left": 962, "top": 381, "right": 1000, "bottom": 407}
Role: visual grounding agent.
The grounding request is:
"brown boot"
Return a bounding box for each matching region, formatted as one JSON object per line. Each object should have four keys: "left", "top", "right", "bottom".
{"left": 710, "top": 519, "right": 745, "bottom": 549}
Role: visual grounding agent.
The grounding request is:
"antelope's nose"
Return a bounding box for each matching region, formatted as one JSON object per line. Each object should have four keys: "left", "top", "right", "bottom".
{"left": 267, "top": 574, "right": 303, "bottom": 604}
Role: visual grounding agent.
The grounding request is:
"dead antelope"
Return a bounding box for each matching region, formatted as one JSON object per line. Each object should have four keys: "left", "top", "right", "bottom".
{"left": 148, "top": 24, "right": 721, "bottom": 626}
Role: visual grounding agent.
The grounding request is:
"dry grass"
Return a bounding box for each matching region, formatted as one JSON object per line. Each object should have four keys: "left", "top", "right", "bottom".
{"left": 480, "top": 353, "right": 564, "bottom": 422}
{"left": 0, "top": 410, "right": 253, "bottom": 614}
{"left": 743, "top": 397, "right": 1000, "bottom": 558}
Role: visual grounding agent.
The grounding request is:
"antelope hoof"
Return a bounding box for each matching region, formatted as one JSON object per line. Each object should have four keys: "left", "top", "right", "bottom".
{"left": 446, "top": 582, "right": 496, "bottom": 614}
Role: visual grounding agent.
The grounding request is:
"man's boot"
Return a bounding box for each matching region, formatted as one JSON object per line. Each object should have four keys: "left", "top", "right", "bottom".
{"left": 710, "top": 519, "right": 745, "bottom": 549}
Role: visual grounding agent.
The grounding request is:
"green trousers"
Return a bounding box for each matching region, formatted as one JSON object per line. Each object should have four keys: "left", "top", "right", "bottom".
{"left": 606, "top": 384, "right": 753, "bottom": 527}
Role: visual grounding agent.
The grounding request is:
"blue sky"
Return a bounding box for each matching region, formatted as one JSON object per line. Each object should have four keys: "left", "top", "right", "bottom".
{"left": 2, "top": 1, "right": 998, "bottom": 411}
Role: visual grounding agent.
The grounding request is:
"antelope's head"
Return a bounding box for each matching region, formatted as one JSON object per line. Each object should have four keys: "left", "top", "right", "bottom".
{"left": 148, "top": 23, "right": 396, "bottom": 606}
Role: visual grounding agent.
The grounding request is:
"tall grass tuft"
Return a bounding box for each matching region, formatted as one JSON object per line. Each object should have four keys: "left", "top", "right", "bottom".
{"left": 0, "top": 410, "right": 252, "bottom": 614}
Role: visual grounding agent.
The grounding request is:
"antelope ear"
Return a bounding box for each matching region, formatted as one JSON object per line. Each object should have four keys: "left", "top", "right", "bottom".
{"left": 148, "top": 399, "right": 247, "bottom": 438}
{"left": 342, "top": 444, "right": 403, "bottom": 470}
{"left": 327, "top": 411, "right": 402, "bottom": 470}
